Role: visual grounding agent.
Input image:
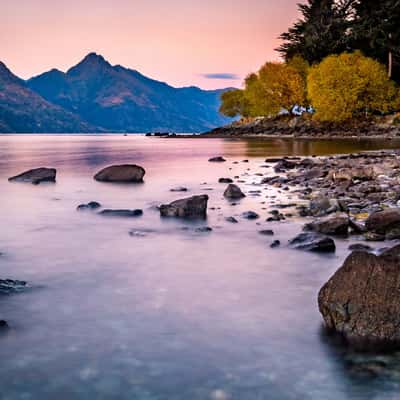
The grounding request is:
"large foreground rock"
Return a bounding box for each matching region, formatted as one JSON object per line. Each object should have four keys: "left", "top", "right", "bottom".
{"left": 160, "top": 195, "right": 208, "bottom": 219}
{"left": 289, "top": 232, "right": 336, "bottom": 253}
{"left": 318, "top": 245, "right": 400, "bottom": 351}
{"left": 224, "top": 184, "right": 246, "bottom": 199}
{"left": 304, "top": 213, "right": 349, "bottom": 236}
{"left": 94, "top": 165, "right": 145, "bottom": 183}
{"left": 8, "top": 168, "right": 56, "bottom": 184}
{"left": 365, "top": 208, "right": 400, "bottom": 234}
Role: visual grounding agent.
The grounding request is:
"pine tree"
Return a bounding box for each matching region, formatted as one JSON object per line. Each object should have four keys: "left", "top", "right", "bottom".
{"left": 277, "top": 0, "right": 356, "bottom": 63}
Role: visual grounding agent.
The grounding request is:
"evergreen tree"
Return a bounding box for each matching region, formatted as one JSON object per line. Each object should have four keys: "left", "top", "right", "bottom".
{"left": 277, "top": 0, "right": 356, "bottom": 63}
{"left": 351, "top": 0, "right": 400, "bottom": 80}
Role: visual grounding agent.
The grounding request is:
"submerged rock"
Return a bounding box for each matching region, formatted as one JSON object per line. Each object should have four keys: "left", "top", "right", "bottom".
{"left": 318, "top": 245, "right": 400, "bottom": 351}
{"left": 94, "top": 164, "right": 145, "bottom": 183}
{"left": 259, "top": 229, "right": 274, "bottom": 236}
{"left": 0, "top": 279, "right": 27, "bottom": 295}
{"left": 160, "top": 195, "right": 208, "bottom": 219}
{"left": 208, "top": 156, "right": 226, "bottom": 162}
{"left": 349, "top": 243, "right": 373, "bottom": 252}
{"left": 224, "top": 184, "right": 246, "bottom": 200}
{"left": 270, "top": 240, "right": 281, "bottom": 248}
{"left": 77, "top": 201, "right": 101, "bottom": 211}
{"left": 304, "top": 213, "right": 349, "bottom": 236}
{"left": 241, "top": 211, "right": 260, "bottom": 220}
{"left": 195, "top": 226, "right": 213, "bottom": 233}
{"left": 8, "top": 168, "right": 56, "bottom": 185}
{"left": 99, "top": 209, "right": 143, "bottom": 217}
{"left": 170, "top": 187, "right": 188, "bottom": 192}
{"left": 226, "top": 216, "right": 239, "bottom": 224}
{"left": 289, "top": 232, "right": 336, "bottom": 253}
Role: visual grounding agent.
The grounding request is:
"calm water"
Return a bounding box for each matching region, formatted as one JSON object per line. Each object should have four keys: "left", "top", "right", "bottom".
{"left": 1, "top": 135, "right": 400, "bottom": 400}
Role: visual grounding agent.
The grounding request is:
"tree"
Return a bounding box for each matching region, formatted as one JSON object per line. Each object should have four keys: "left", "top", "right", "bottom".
{"left": 307, "top": 52, "right": 398, "bottom": 122}
{"left": 277, "top": 0, "right": 356, "bottom": 64}
{"left": 351, "top": 0, "right": 400, "bottom": 80}
{"left": 219, "top": 89, "right": 250, "bottom": 118}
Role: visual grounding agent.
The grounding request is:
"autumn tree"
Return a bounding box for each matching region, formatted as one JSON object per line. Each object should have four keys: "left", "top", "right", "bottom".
{"left": 219, "top": 89, "right": 250, "bottom": 118}
{"left": 308, "top": 52, "right": 398, "bottom": 122}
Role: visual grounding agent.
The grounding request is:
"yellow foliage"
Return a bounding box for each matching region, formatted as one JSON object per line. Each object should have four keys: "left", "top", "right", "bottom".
{"left": 219, "top": 89, "right": 250, "bottom": 118}
{"left": 308, "top": 52, "right": 398, "bottom": 122}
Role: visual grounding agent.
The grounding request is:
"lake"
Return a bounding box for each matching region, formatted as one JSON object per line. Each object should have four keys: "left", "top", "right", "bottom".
{"left": 1, "top": 135, "right": 400, "bottom": 400}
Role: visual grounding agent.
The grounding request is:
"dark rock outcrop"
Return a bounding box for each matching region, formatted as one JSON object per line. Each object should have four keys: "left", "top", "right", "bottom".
{"left": 289, "top": 232, "right": 336, "bottom": 253}
{"left": 318, "top": 245, "right": 400, "bottom": 350}
{"left": 304, "top": 213, "right": 350, "bottom": 236}
{"left": 94, "top": 165, "right": 145, "bottom": 183}
{"left": 8, "top": 168, "right": 56, "bottom": 184}
{"left": 160, "top": 195, "right": 208, "bottom": 219}
{"left": 99, "top": 209, "right": 143, "bottom": 217}
{"left": 224, "top": 184, "right": 246, "bottom": 199}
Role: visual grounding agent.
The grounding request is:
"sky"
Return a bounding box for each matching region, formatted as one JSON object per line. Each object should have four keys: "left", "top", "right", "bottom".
{"left": 0, "top": 0, "right": 300, "bottom": 89}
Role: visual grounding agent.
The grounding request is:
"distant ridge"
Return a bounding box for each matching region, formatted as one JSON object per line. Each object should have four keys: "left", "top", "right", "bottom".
{"left": 20, "top": 53, "right": 233, "bottom": 133}
{"left": 0, "top": 61, "right": 95, "bottom": 133}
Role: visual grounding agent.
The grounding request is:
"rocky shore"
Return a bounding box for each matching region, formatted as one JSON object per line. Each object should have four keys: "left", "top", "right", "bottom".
{"left": 202, "top": 115, "right": 400, "bottom": 140}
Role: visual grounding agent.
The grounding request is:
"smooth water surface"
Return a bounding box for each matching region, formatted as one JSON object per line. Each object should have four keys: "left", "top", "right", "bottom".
{"left": 1, "top": 135, "right": 400, "bottom": 400}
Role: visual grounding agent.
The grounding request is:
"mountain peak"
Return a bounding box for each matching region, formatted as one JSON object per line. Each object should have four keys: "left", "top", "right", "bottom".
{"left": 0, "top": 61, "right": 20, "bottom": 83}
{"left": 67, "top": 52, "right": 112, "bottom": 75}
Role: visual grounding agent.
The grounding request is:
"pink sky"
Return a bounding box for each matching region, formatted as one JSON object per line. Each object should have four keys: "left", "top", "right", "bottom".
{"left": 1, "top": 0, "right": 300, "bottom": 89}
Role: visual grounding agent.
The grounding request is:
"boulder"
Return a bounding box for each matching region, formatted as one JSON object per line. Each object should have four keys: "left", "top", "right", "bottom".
{"left": 224, "top": 184, "right": 246, "bottom": 199}
{"left": 94, "top": 165, "right": 145, "bottom": 183}
{"left": 318, "top": 245, "right": 400, "bottom": 350}
{"left": 160, "top": 195, "right": 208, "bottom": 219}
{"left": 0, "top": 279, "right": 27, "bottom": 295}
{"left": 8, "top": 168, "right": 56, "bottom": 185}
{"left": 365, "top": 208, "right": 400, "bottom": 234}
{"left": 99, "top": 209, "right": 143, "bottom": 217}
{"left": 208, "top": 156, "right": 226, "bottom": 162}
{"left": 304, "top": 213, "right": 349, "bottom": 236}
{"left": 289, "top": 232, "right": 336, "bottom": 253}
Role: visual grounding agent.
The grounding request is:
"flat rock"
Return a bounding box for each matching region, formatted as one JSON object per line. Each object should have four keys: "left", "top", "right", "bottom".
{"left": 160, "top": 195, "right": 208, "bottom": 219}
{"left": 224, "top": 184, "right": 246, "bottom": 199}
{"left": 289, "top": 232, "right": 336, "bottom": 253}
{"left": 94, "top": 164, "right": 145, "bottom": 183}
{"left": 8, "top": 168, "right": 56, "bottom": 185}
{"left": 318, "top": 245, "right": 400, "bottom": 350}
{"left": 99, "top": 209, "right": 143, "bottom": 217}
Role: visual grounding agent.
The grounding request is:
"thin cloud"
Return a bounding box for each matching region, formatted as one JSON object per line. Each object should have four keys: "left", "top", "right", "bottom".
{"left": 202, "top": 73, "right": 240, "bottom": 80}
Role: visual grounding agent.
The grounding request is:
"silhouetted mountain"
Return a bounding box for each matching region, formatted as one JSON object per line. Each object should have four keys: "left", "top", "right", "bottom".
{"left": 0, "top": 62, "right": 95, "bottom": 133}
{"left": 27, "top": 53, "right": 232, "bottom": 133}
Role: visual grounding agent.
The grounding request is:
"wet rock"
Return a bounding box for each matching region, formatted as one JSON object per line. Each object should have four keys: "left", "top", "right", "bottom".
{"left": 208, "top": 156, "right": 226, "bottom": 162}
{"left": 0, "top": 279, "right": 27, "bottom": 295}
{"left": 219, "top": 178, "right": 233, "bottom": 184}
{"left": 241, "top": 211, "right": 260, "bottom": 220}
{"left": 365, "top": 208, "right": 400, "bottom": 234}
{"left": 170, "top": 187, "right": 188, "bottom": 192}
{"left": 364, "top": 232, "right": 386, "bottom": 242}
{"left": 226, "top": 217, "right": 239, "bottom": 224}
{"left": 259, "top": 229, "right": 274, "bottom": 236}
{"left": 308, "top": 197, "right": 340, "bottom": 217}
{"left": 349, "top": 243, "right": 373, "bottom": 252}
{"left": 331, "top": 166, "right": 375, "bottom": 182}
{"left": 265, "top": 158, "right": 283, "bottom": 163}
{"left": 270, "top": 240, "right": 281, "bottom": 248}
{"left": 99, "top": 209, "right": 143, "bottom": 217}
{"left": 8, "top": 168, "right": 56, "bottom": 185}
{"left": 289, "top": 232, "right": 336, "bottom": 253}
{"left": 224, "top": 184, "right": 246, "bottom": 200}
{"left": 318, "top": 245, "right": 400, "bottom": 351}
{"left": 274, "top": 159, "right": 297, "bottom": 172}
{"left": 304, "top": 213, "right": 349, "bottom": 236}
{"left": 94, "top": 164, "right": 145, "bottom": 183}
{"left": 77, "top": 201, "right": 101, "bottom": 211}
{"left": 160, "top": 195, "right": 208, "bottom": 219}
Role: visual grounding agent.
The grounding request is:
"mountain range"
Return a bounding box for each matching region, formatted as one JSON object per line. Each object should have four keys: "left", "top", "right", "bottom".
{"left": 0, "top": 53, "right": 233, "bottom": 133}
